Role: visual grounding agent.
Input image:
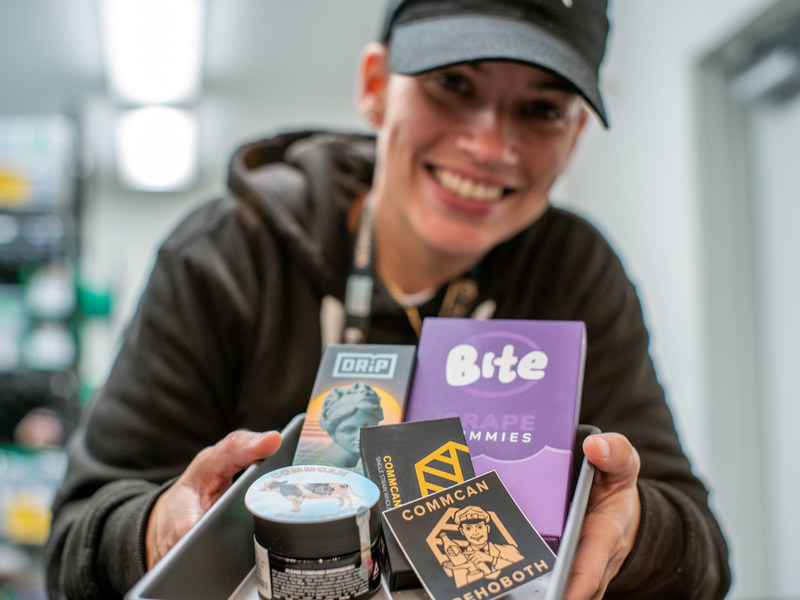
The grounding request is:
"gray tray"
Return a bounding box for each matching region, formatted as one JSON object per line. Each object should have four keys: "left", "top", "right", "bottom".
{"left": 126, "top": 415, "right": 597, "bottom": 600}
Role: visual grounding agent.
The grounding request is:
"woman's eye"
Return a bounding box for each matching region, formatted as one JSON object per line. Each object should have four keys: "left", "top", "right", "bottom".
{"left": 521, "top": 101, "right": 565, "bottom": 121}
{"left": 431, "top": 71, "right": 473, "bottom": 96}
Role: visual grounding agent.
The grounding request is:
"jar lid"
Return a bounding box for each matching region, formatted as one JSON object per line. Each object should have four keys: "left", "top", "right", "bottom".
{"left": 245, "top": 465, "right": 381, "bottom": 559}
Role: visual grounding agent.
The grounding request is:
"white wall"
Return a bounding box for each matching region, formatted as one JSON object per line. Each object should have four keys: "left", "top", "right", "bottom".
{"left": 561, "top": 1, "right": 789, "bottom": 597}
{"left": 750, "top": 98, "right": 800, "bottom": 596}
{"left": 565, "top": 0, "right": 770, "bottom": 470}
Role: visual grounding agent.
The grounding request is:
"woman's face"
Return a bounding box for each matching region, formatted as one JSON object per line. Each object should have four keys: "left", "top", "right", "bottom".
{"left": 331, "top": 411, "right": 380, "bottom": 455}
{"left": 362, "top": 47, "right": 588, "bottom": 262}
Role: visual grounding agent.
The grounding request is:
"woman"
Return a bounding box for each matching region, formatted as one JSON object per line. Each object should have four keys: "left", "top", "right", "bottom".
{"left": 45, "top": 1, "right": 731, "bottom": 598}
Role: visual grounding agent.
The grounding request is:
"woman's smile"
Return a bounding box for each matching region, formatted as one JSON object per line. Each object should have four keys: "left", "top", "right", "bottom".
{"left": 428, "top": 165, "right": 509, "bottom": 202}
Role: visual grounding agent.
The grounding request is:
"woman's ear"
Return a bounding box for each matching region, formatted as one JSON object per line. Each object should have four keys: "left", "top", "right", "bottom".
{"left": 357, "top": 42, "right": 389, "bottom": 128}
{"left": 565, "top": 107, "right": 590, "bottom": 157}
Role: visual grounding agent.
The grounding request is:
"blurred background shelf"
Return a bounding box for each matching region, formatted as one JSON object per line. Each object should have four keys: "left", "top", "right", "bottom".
{"left": 0, "top": 114, "right": 109, "bottom": 600}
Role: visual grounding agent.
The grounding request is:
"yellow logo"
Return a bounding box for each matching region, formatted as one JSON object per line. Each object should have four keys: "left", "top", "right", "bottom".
{"left": 415, "top": 441, "right": 471, "bottom": 496}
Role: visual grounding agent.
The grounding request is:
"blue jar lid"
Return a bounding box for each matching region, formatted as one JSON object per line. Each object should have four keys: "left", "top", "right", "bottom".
{"left": 246, "top": 465, "right": 381, "bottom": 559}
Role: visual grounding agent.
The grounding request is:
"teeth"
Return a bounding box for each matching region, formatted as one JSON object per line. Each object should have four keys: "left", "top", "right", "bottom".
{"left": 433, "top": 168, "right": 504, "bottom": 201}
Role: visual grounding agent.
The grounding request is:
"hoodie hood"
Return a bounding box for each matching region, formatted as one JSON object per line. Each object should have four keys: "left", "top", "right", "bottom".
{"left": 227, "top": 130, "right": 376, "bottom": 296}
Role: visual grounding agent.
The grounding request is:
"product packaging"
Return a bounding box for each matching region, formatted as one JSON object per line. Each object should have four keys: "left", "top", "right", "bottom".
{"left": 245, "top": 465, "right": 382, "bottom": 600}
{"left": 383, "top": 471, "right": 556, "bottom": 600}
{"left": 404, "top": 318, "right": 586, "bottom": 551}
{"left": 360, "top": 417, "right": 476, "bottom": 589}
{"left": 292, "top": 344, "right": 416, "bottom": 475}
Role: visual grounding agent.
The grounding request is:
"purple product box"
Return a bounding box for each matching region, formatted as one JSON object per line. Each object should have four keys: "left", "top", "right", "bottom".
{"left": 404, "top": 318, "right": 586, "bottom": 550}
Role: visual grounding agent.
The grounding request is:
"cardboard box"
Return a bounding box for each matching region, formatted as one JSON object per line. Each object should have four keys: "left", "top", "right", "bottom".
{"left": 404, "top": 318, "right": 586, "bottom": 550}
{"left": 292, "top": 344, "right": 416, "bottom": 475}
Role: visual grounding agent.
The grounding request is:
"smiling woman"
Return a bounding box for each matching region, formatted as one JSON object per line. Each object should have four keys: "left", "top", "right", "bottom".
{"left": 42, "top": 1, "right": 732, "bottom": 599}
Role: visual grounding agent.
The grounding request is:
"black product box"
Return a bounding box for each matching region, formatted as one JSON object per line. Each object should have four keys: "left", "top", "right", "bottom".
{"left": 361, "top": 417, "right": 475, "bottom": 589}
{"left": 383, "top": 471, "right": 556, "bottom": 600}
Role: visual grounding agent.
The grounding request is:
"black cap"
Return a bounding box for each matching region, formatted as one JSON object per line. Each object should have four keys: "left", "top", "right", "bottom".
{"left": 379, "top": 0, "right": 610, "bottom": 127}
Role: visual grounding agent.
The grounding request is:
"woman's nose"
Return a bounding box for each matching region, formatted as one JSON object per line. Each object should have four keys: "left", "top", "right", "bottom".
{"left": 455, "top": 108, "right": 519, "bottom": 166}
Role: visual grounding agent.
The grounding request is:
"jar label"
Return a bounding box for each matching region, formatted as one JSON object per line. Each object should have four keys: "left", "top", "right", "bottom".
{"left": 271, "top": 562, "right": 376, "bottom": 600}
{"left": 254, "top": 538, "right": 272, "bottom": 599}
{"left": 246, "top": 466, "right": 379, "bottom": 523}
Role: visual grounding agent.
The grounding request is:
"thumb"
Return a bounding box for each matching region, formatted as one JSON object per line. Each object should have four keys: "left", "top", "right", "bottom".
{"left": 214, "top": 429, "right": 283, "bottom": 478}
{"left": 583, "top": 433, "right": 640, "bottom": 484}
{"left": 188, "top": 430, "right": 282, "bottom": 505}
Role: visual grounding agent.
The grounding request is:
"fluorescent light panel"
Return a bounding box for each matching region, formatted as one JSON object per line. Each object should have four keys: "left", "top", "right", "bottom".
{"left": 99, "top": 0, "right": 205, "bottom": 104}
{"left": 114, "top": 107, "right": 198, "bottom": 191}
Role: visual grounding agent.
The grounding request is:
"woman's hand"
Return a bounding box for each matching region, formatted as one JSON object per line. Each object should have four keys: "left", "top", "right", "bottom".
{"left": 565, "top": 433, "right": 641, "bottom": 600}
{"left": 145, "top": 429, "right": 282, "bottom": 569}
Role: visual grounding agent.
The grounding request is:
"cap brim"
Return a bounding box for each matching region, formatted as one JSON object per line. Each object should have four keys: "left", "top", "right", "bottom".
{"left": 387, "top": 14, "right": 608, "bottom": 127}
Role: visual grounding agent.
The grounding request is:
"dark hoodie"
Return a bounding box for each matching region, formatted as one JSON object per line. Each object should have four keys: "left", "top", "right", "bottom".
{"left": 44, "top": 131, "right": 730, "bottom": 599}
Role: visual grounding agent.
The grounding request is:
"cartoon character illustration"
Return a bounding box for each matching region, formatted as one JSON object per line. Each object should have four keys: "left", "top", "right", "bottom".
{"left": 432, "top": 505, "right": 524, "bottom": 587}
{"left": 318, "top": 381, "right": 383, "bottom": 468}
{"left": 261, "top": 479, "right": 364, "bottom": 512}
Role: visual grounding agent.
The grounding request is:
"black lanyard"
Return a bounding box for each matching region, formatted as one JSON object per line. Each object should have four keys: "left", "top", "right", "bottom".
{"left": 342, "top": 200, "right": 376, "bottom": 343}
{"left": 342, "top": 200, "right": 479, "bottom": 343}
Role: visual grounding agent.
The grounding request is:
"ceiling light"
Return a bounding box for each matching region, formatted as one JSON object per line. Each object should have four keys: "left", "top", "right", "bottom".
{"left": 98, "top": 0, "right": 205, "bottom": 104}
{"left": 113, "top": 106, "right": 198, "bottom": 191}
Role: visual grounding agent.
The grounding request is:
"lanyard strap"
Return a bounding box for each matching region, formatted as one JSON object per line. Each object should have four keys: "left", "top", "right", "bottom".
{"left": 342, "top": 201, "right": 479, "bottom": 343}
{"left": 343, "top": 200, "right": 376, "bottom": 343}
